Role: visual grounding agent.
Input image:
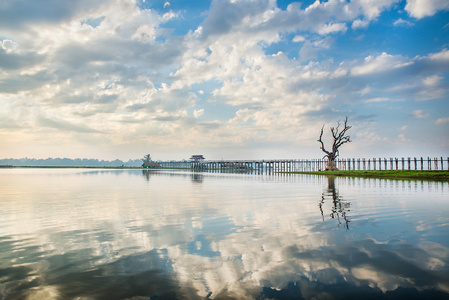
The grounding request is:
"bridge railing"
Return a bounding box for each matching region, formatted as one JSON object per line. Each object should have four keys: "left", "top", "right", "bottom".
{"left": 158, "top": 157, "right": 449, "bottom": 172}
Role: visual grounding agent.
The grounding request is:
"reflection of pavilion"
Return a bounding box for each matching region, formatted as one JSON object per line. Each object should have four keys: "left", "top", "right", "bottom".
{"left": 191, "top": 173, "right": 203, "bottom": 183}
{"left": 319, "top": 176, "right": 350, "bottom": 229}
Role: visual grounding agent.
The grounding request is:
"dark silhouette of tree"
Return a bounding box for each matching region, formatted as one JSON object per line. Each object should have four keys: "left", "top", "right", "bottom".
{"left": 318, "top": 116, "right": 352, "bottom": 171}
{"left": 319, "top": 177, "right": 350, "bottom": 229}
{"left": 143, "top": 154, "right": 152, "bottom": 163}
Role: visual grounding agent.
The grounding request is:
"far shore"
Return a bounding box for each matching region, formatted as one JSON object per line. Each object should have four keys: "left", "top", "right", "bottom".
{"left": 1, "top": 166, "right": 142, "bottom": 169}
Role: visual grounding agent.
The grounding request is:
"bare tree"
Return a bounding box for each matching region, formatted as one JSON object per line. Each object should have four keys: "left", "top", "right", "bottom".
{"left": 318, "top": 117, "right": 352, "bottom": 171}
{"left": 143, "top": 154, "right": 151, "bottom": 163}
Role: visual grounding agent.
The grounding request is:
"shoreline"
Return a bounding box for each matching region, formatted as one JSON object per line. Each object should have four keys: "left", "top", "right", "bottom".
{"left": 283, "top": 170, "right": 449, "bottom": 181}
{"left": 3, "top": 166, "right": 449, "bottom": 181}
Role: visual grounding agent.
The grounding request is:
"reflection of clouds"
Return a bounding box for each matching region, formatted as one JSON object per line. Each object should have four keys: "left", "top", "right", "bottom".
{"left": 190, "top": 237, "right": 449, "bottom": 298}
{"left": 15, "top": 250, "right": 201, "bottom": 300}
{"left": 1, "top": 170, "right": 449, "bottom": 299}
{"left": 168, "top": 232, "right": 449, "bottom": 298}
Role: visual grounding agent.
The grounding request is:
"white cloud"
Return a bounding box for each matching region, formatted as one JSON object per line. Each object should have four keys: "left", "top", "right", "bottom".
{"left": 405, "top": 0, "right": 449, "bottom": 19}
{"left": 423, "top": 75, "right": 443, "bottom": 86}
{"left": 132, "top": 24, "right": 157, "bottom": 42}
{"left": 163, "top": 11, "right": 178, "bottom": 21}
{"left": 164, "top": 2, "right": 170, "bottom": 8}
{"left": 292, "top": 35, "right": 305, "bottom": 42}
{"left": 351, "top": 0, "right": 402, "bottom": 20}
{"left": 200, "top": 0, "right": 400, "bottom": 39}
{"left": 364, "top": 97, "right": 390, "bottom": 103}
{"left": 317, "top": 22, "right": 347, "bottom": 35}
{"left": 299, "top": 41, "right": 318, "bottom": 61}
{"left": 312, "top": 36, "right": 333, "bottom": 48}
{"left": 428, "top": 49, "right": 449, "bottom": 61}
{"left": 352, "top": 19, "right": 369, "bottom": 29}
{"left": 193, "top": 109, "right": 204, "bottom": 118}
{"left": 411, "top": 110, "right": 429, "bottom": 118}
{"left": 435, "top": 117, "right": 449, "bottom": 124}
{"left": 1, "top": 0, "right": 448, "bottom": 159}
{"left": 351, "top": 52, "right": 413, "bottom": 76}
{"left": 1, "top": 39, "right": 20, "bottom": 53}
{"left": 393, "top": 18, "right": 414, "bottom": 27}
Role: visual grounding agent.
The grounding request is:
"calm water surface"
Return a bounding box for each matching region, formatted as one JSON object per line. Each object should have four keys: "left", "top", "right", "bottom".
{"left": 0, "top": 169, "right": 448, "bottom": 299}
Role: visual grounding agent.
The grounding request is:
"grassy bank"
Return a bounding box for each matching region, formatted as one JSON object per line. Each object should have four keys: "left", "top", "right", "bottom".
{"left": 286, "top": 170, "right": 449, "bottom": 181}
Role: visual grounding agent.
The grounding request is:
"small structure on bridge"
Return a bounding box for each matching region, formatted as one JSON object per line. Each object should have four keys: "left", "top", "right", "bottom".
{"left": 142, "top": 154, "right": 161, "bottom": 169}
{"left": 190, "top": 155, "right": 205, "bottom": 170}
{"left": 190, "top": 155, "right": 205, "bottom": 162}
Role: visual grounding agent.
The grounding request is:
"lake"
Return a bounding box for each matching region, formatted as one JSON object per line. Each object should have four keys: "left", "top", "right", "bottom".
{"left": 0, "top": 168, "right": 448, "bottom": 299}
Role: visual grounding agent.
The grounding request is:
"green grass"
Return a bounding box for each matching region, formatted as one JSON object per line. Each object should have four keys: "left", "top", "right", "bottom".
{"left": 286, "top": 170, "right": 449, "bottom": 181}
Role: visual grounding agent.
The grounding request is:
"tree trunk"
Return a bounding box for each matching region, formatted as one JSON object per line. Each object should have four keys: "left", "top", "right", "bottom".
{"left": 317, "top": 117, "right": 351, "bottom": 171}
{"left": 325, "top": 157, "right": 338, "bottom": 171}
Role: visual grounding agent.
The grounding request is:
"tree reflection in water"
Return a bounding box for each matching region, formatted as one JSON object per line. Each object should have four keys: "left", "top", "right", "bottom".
{"left": 319, "top": 176, "right": 350, "bottom": 229}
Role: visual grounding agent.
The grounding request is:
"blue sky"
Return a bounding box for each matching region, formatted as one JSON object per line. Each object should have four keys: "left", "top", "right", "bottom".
{"left": 0, "top": 0, "right": 448, "bottom": 160}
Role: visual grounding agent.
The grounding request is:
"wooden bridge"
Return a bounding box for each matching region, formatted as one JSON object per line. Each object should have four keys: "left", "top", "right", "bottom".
{"left": 158, "top": 157, "right": 449, "bottom": 173}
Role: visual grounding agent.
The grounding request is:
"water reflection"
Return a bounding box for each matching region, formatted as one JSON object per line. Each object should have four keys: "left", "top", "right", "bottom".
{"left": 319, "top": 176, "right": 350, "bottom": 229}
{"left": 191, "top": 172, "right": 204, "bottom": 183}
{"left": 142, "top": 169, "right": 206, "bottom": 183}
{"left": 0, "top": 169, "right": 448, "bottom": 299}
{"left": 142, "top": 169, "right": 152, "bottom": 181}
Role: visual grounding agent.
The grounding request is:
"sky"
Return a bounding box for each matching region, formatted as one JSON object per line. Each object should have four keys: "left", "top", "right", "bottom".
{"left": 0, "top": 0, "right": 448, "bottom": 161}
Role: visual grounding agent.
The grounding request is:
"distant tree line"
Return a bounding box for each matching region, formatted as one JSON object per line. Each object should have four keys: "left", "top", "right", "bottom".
{"left": 0, "top": 157, "right": 143, "bottom": 167}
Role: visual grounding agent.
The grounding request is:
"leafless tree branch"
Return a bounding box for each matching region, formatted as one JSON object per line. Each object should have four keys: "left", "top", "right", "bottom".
{"left": 317, "top": 116, "right": 352, "bottom": 170}
{"left": 317, "top": 125, "right": 332, "bottom": 158}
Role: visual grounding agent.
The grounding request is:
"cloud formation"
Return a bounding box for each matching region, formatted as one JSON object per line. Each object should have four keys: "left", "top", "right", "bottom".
{"left": 0, "top": 0, "right": 448, "bottom": 160}
{"left": 405, "top": 0, "right": 449, "bottom": 18}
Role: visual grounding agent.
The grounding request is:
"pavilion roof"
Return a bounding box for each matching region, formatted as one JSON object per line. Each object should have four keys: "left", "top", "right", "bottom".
{"left": 190, "top": 155, "right": 205, "bottom": 160}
